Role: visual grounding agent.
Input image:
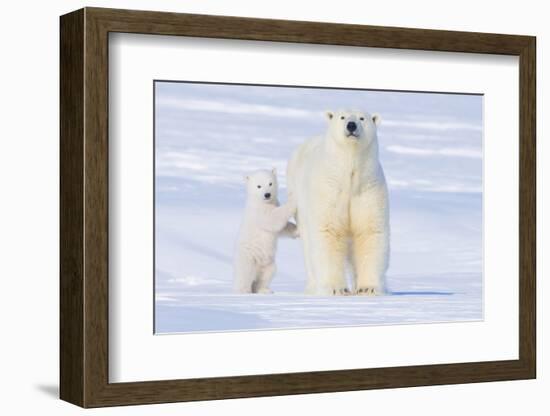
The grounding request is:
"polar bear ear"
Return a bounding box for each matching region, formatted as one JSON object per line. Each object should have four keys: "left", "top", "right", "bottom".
{"left": 271, "top": 167, "right": 277, "bottom": 176}
{"left": 244, "top": 175, "right": 249, "bottom": 182}
{"left": 325, "top": 111, "right": 334, "bottom": 120}
{"left": 372, "top": 113, "right": 382, "bottom": 126}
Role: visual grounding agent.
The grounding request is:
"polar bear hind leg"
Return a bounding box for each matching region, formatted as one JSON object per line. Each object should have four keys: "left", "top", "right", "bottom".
{"left": 253, "top": 263, "right": 275, "bottom": 294}
{"left": 233, "top": 256, "right": 257, "bottom": 294}
{"left": 301, "top": 221, "right": 317, "bottom": 294}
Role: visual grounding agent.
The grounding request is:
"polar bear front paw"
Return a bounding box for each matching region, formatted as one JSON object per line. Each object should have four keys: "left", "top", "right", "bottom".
{"left": 356, "top": 286, "right": 383, "bottom": 296}
{"left": 256, "top": 287, "right": 274, "bottom": 294}
{"left": 330, "top": 287, "right": 351, "bottom": 296}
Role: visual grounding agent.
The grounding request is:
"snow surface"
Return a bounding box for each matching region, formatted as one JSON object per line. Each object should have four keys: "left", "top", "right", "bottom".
{"left": 154, "top": 82, "right": 483, "bottom": 334}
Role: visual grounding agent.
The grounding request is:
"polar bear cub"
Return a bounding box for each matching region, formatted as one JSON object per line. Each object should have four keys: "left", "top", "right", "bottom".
{"left": 233, "top": 169, "right": 297, "bottom": 294}
{"left": 287, "top": 110, "right": 390, "bottom": 296}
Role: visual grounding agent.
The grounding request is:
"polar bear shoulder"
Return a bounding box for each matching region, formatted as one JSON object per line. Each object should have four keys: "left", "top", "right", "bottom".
{"left": 286, "top": 136, "right": 323, "bottom": 199}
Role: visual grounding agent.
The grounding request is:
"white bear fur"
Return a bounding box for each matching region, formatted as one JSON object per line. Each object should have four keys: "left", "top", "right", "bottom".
{"left": 287, "top": 110, "right": 389, "bottom": 296}
{"left": 233, "top": 169, "right": 297, "bottom": 294}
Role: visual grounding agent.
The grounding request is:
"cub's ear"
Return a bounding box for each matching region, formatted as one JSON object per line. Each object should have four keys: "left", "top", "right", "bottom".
{"left": 372, "top": 113, "right": 381, "bottom": 126}
{"left": 244, "top": 175, "right": 249, "bottom": 182}
{"left": 271, "top": 167, "right": 277, "bottom": 176}
{"left": 325, "top": 111, "right": 334, "bottom": 120}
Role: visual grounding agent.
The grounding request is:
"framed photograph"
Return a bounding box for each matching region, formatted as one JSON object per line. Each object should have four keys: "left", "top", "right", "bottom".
{"left": 60, "top": 7, "right": 536, "bottom": 408}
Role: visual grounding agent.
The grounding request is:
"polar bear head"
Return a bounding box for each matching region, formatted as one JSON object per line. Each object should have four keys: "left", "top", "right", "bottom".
{"left": 325, "top": 110, "right": 381, "bottom": 146}
{"left": 244, "top": 169, "right": 278, "bottom": 203}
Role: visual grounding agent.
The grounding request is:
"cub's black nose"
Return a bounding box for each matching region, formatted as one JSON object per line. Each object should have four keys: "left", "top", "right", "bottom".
{"left": 347, "top": 121, "right": 357, "bottom": 132}
{"left": 264, "top": 193, "right": 271, "bottom": 199}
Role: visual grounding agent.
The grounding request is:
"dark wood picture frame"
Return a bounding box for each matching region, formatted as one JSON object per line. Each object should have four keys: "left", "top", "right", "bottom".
{"left": 60, "top": 7, "right": 536, "bottom": 408}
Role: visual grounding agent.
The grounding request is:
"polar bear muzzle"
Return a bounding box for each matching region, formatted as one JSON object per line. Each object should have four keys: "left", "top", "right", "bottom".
{"left": 345, "top": 120, "right": 361, "bottom": 138}
{"left": 346, "top": 121, "right": 357, "bottom": 132}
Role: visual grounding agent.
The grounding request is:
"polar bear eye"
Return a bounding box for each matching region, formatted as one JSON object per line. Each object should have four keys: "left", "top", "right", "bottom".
{"left": 269, "top": 183, "right": 272, "bottom": 186}
{"left": 340, "top": 116, "right": 345, "bottom": 120}
{"left": 360, "top": 117, "right": 365, "bottom": 121}
{"left": 257, "top": 185, "right": 261, "bottom": 189}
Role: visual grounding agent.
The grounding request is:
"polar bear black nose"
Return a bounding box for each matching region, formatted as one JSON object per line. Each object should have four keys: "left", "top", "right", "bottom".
{"left": 347, "top": 121, "right": 357, "bottom": 132}
{"left": 264, "top": 193, "right": 271, "bottom": 199}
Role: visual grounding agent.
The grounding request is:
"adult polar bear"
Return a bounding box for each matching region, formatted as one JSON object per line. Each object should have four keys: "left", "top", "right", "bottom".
{"left": 287, "top": 109, "right": 389, "bottom": 296}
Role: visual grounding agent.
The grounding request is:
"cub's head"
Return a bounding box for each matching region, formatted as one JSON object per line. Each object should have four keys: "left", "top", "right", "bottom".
{"left": 325, "top": 110, "right": 381, "bottom": 146}
{"left": 244, "top": 169, "right": 278, "bottom": 203}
